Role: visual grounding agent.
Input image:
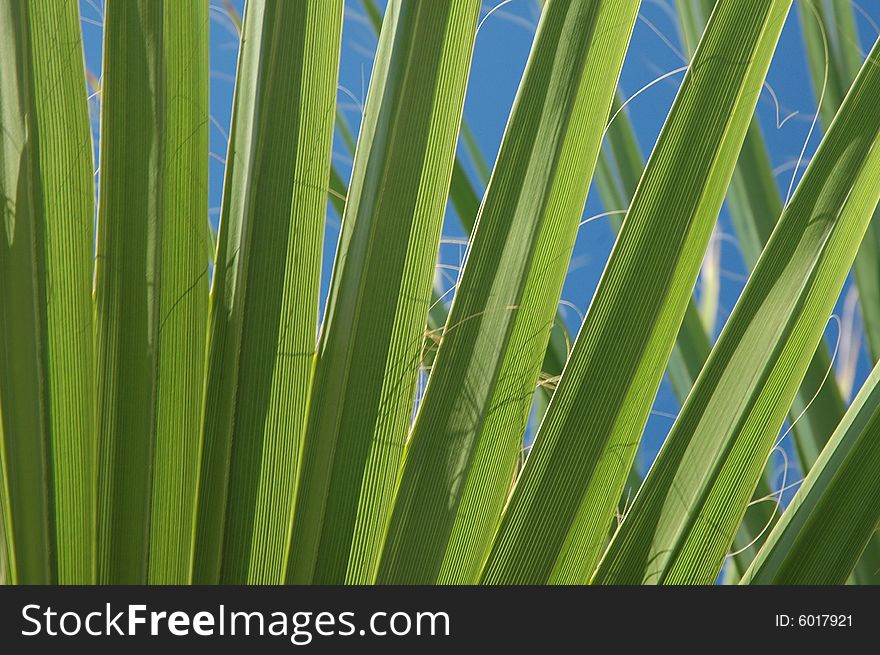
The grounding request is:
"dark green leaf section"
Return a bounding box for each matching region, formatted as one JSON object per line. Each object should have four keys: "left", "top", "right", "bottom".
{"left": 460, "top": 122, "right": 491, "bottom": 186}
{"left": 378, "top": 0, "right": 641, "bottom": 585}
{"left": 716, "top": 0, "right": 877, "bottom": 582}
{"left": 595, "top": 36, "right": 880, "bottom": 585}
{"left": 94, "top": 0, "right": 209, "bottom": 584}
{"left": 329, "top": 166, "right": 347, "bottom": 217}
{"left": 0, "top": 0, "right": 94, "bottom": 584}
{"left": 192, "top": 0, "right": 342, "bottom": 584}
{"left": 482, "top": 0, "right": 792, "bottom": 585}
{"left": 288, "top": 0, "right": 480, "bottom": 585}
{"left": 744, "top": 360, "right": 880, "bottom": 584}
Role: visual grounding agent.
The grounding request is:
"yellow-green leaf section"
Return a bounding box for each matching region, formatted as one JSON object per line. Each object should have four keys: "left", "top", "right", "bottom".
{"left": 94, "top": 0, "right": 209, "bottom": 584}
{"left": 0, "top": 0, "right": 94, "bottom": 584}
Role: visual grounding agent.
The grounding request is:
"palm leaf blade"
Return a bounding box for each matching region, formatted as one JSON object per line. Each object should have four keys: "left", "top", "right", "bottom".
{"left": 481, "top": 0, "right": 793, "bottom": 585}
{"left": 288, "top": 0, "right": 481, "bottom": 585}
{"left": 378, "top": 0, "right": 642, "bottom": 585}
{"left": 0, "top": 0, "right": 94, "bottom": 584}
{"left": 192, "top": 0, "right": 342, "bottom": 584}
{"left": 94, "top": 0, "right": 209, "bottom": 583}
{"left": 595, "top": 36, "right": 880, "bottom": 585}
{"left": 743, "top": 360, "right": 880, "bottom": 584}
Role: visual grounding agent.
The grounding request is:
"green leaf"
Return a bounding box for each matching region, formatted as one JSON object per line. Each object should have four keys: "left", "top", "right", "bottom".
{"left": 378, "top": 0, "right": 641, "bottom": 585}
{"left": 335, "top": 108, "right": 358, "bottom": 157}
{"left": 684, "top": 2, "right": 845, "bottom": 478}
{"left": 449, "top": 159, "right": 481, "bottom": 235}
{"left": 362, "top": 0, "right": 384, "bottom": 34}
{"left": 698, "top": 231, "right": 721, "bottom": 334}
{"left": 594, "top": 35, "right": 880, "bottom": 585}
{"left": 0, "top": 504, "right": 8, "bottom": 584}
{"left": 481, "top": 0, "right": 793, "bottom": 585}
{"left": 601, "top": 93, "right": 643, "bottom": 218}
{"left": 674, "top": 0, "right": 712, "bottom": 57}
{"left": 596, "top": 92, "right": 714, "bottom": 410}
{"left": 329, "top": 165, "right": 347, "bottom": 218}
{"left": 0, "top": 0, "right": 94, "bottom": 584}
{"left": 678, "top": 0, "right": 845, "bottom": 577}
{"left": 358, "top": 0, "right": 571, "bottom": 388}
{"left": 801, "top": 0, "right": 880, "bottom": 366}
{"left": 727, "top": 0, "right": 880, "bottom": 582}
{"left": 851, "top": 209, "right": 880, "bottom": 362}
{"left": 598, "top": 92, "right": 717, "bottom": 409}
{"left": 743, "top": 359, "right": 880, "bottom": 584}
{"left": 191, "top": 0, "right": 342, "bottom": 584}
{"left": 94, "top": 0, "right": 209, "bottom": 584}
{"left": 288, "top": 0, "right": 481, "bottom": 585}
{"left": 593, "top": 91, "right": 719, "bottom": 550}
{"left": 800, "top": 0, "right": 853, "bottom": 128}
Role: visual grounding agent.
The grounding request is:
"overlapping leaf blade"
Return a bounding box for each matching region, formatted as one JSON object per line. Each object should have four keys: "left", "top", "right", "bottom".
{"left": 677, "top": 0, "right": 847, "bottom": 578}
{"left": 377, "top": 0, "right": 641, "bottom": 585}
{"left": 798, "top": 0, "right": 880, "bottom": 581}
{"left": 481, "top": 0, "right": 793, "bottom": 585}
{"left": 801, "top": 0, "right": 880, "bottom": 365}
{"left": 595, "top": 36, "right": 880, "bottom": 585}
{"left": 192, "top": 0, "right": 342, "bottom": 584}
{"left": 287, "top": 0, "right": 481, "bottom": 585}
{"left": 592, "top": 91, "right": 718, "bottom": 541}
{"left": 743, "top": 359, "right": 880, "bottom": 584}
{"left": 356, "top": 0, "right": 570, "bottom": 387}
{"left": 597, "top": 92, "right": 713, "bottom": 412}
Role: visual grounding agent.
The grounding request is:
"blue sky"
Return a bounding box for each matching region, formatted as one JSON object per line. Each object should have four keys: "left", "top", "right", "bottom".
{"left": 77, "top": 0, "right": 880, "bottom": 487}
